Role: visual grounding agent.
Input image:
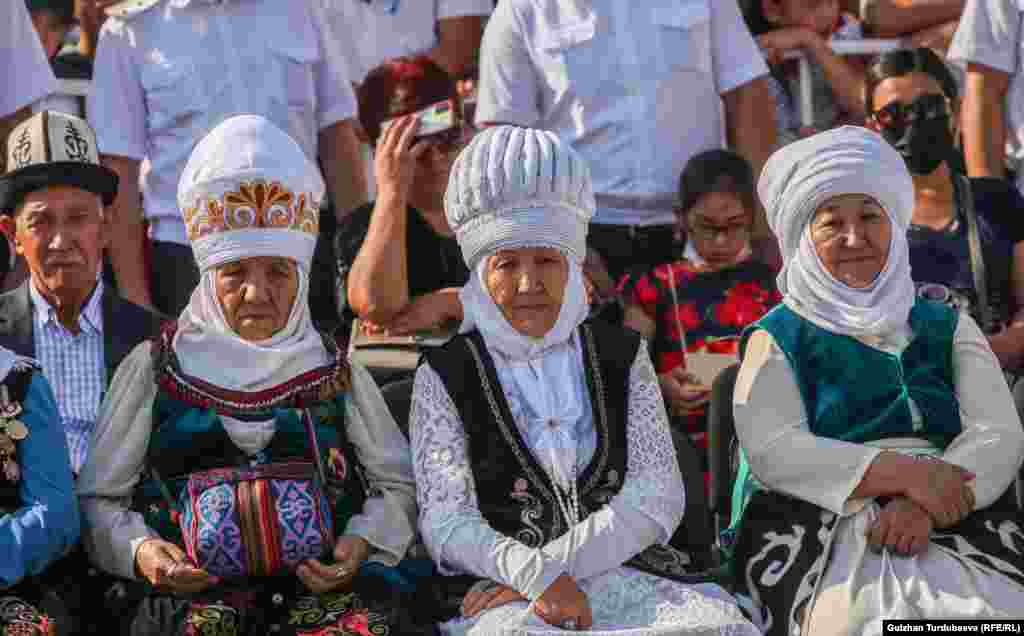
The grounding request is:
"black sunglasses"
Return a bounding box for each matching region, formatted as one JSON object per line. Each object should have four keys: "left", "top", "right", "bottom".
{"left": 870, "top": 93, "right": 951, "bottom": 133}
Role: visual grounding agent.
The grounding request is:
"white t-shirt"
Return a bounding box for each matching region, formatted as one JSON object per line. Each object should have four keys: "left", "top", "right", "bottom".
{"left": 88, "top": 0, "right": 357, "bottom": 245}
{"left": 322, "top": 0, "right": 494, "bottom": 82}
{"left": 2, "top": 1, "right": 58, "bottom": 118}
{"left": 948, "top": 0, "right": 1024, "bottom": 193}
{"left": 476, "top": 0, "right": 768, "bottom": 227}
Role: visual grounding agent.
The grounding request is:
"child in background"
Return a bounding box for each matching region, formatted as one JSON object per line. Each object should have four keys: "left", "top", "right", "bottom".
{"left": 619, "top": 150, "right": 782, "bottom": 487}
{"left": 740, "top": 0, "right": 869, "bottom": 147}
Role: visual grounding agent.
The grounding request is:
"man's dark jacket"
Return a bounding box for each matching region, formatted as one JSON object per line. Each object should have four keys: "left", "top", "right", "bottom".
{"left": 0, "top": 281, "right": 165, "bottom": 383}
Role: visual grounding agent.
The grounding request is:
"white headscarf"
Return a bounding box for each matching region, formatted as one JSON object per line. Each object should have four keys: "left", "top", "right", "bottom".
{"left": 758, "top": 126, "right": 916, "bottom": 337}
{"left": 446, "top": 126, "right": 595, "bottom": 361}
{"left": 172, "top": 115, "right": 331, "bottom": 392}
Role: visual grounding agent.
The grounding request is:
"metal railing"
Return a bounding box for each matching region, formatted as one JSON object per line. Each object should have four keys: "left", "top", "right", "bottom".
{"left": 785, "top": 38, "right": 905, "bottom": 126}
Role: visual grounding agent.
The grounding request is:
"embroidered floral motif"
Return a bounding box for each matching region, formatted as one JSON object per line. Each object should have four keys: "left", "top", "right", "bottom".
{"left": 0, "top": 597, "right": 53, "bottom": 636}
{"left": 184, "top": 180, "right": 319, "bottom": 242}
{"left": 289, "top": 591, "right": 390, "bottom": 636}
{"left": 328, "top": 448, "right": 348, "bottom": 482}
{"left": 509, "top": 479, "right": 544, "bottom": 548}
{"left": 184, "top": 601, "right": 240, "bottom": 636}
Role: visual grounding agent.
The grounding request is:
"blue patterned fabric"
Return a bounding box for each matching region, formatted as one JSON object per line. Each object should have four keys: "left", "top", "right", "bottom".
{"left": 0, "top": 373, "right": 79, "bottom": 587}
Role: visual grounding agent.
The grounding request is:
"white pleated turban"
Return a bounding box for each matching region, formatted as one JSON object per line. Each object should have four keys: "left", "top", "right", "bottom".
{"left": 757, "top": 126, "right": 917, "bottom": 336}
{"left": 444, "top": 125, "right": 595, "bottom": 269}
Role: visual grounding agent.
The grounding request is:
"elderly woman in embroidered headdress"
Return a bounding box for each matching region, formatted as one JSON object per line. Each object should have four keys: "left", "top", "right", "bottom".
{"left": 408, "top": 125, "right": 760, "bottom": 636}
{"left": 76, "top": 116, "right": 422, "bottom": 636}
{"left": 729, "top": 126, "right": 1024, "bottom": 636}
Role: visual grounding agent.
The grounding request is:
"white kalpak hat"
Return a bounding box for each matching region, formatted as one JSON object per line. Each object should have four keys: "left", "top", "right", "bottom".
{"left": 177, "top": 115, "right": 325, "bottom": 273}
{"left": 444, "top": 125, "right": 595, "bottom": 269}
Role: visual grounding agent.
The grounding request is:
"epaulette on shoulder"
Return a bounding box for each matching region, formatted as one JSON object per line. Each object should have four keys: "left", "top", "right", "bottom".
{"left": 103, "top": 0, "right": 164, "bottom": 20}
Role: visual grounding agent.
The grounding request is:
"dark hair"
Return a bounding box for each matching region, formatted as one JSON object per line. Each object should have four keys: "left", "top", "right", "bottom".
{"left": 677, "top": 149, "right": 756, "bottom": 218}
{"left": 357, "top": 55, "right": 458, "bottom": 145}
{"left": 738, "top": 0, "right": 775, "bottom": 36}
{"left": 864, "top": 47, "right": 959, "bottom": 116}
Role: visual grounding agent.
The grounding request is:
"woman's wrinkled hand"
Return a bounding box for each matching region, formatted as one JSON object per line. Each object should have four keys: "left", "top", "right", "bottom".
{"left": 374, "top": 115, "right": 429, "bottom": 203}
{"left": 903, "top": 458, "right": 976, "bottom": 529}
{"left": 534, "top": 573, "right": 593, "bottom": 630}
{"left": 461, "top": 581, "right": 527, "bottom": 618}
{"left": 866, "top": 497, "right": 933, "bottom": 557}
{"left": 299, "top": 535, "right": 370, "bottom": 595}
{"left": 658, "top": 367, "right": 711, "bottom": 415}
{"left": 297, "top": 535, "right": 370, "bottom": 595}
{"left": 135, "top": 538, "right": 219, "bottom": 594}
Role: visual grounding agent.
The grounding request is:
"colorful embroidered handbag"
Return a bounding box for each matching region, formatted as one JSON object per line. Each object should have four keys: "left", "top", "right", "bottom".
{"left": 154, "top": 410, "right": 336, "bottom": 579}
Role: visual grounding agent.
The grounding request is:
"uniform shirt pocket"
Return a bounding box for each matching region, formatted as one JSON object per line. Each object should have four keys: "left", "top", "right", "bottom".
{"left": 140, "top": 57, "right": 207, "bottom": 134}
{"left": 268, "top": 43, "right": 320, "bottom": 113}
{"left": 533, "top": 16, "right": 601, "bottom": 95}
{"left": 651, "top": 2, "right": 712, "bottom": 77}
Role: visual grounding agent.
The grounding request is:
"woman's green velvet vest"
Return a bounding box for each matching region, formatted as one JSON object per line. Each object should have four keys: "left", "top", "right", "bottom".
{"left": 729, "top": 299, "right": 962, "bottom": 527}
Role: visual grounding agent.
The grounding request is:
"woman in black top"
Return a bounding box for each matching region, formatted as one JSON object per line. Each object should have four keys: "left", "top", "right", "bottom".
{"left": 865, "top": 48, "right": 1024, "bottom": 371}
{"left": 336, "top": 55, "right": 470, "bottom": 335}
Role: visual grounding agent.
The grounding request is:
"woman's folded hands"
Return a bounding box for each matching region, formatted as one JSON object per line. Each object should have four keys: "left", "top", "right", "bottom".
{"left": 902, "top": 457, "right": 976, "bottom": 529}
{"left": 866, "top": 497, "right": 933, "bottom": 557}
{"left": 135, "top": 535, "right": 371, "bottom": 595}
{"left": 865, "top": 456, "right": 977, "bottom": 557}
{"left": 460, "top": 573, "right": 594, "bottom": 630}
{"left": 534, "top": 574, "right": 593, "bottom": 630}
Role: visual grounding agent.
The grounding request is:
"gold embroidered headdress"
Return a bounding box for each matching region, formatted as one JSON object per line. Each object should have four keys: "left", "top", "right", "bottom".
{"left": 177, "top": 115, "right": 324, "bottom": 272}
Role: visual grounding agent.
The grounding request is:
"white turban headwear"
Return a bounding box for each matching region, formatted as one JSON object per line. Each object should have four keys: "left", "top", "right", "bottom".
{"left": 758, "top": 126, "right": 916, "bottom": 337}
{"left": 445, "top": 125, "right": 595, "bottom": 361}
{"left": 172, "top": 115, "right": 331, "bottom": 392}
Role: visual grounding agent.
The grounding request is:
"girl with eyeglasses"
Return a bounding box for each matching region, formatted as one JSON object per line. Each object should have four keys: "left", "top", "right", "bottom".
{"left": 619, "top": 150, "right": 782, "bottom": 498}
{"left": 866, "top": 47, "right": 1024, "bottom": 375}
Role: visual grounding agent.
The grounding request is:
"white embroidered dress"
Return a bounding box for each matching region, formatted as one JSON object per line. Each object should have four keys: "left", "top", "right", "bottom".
{"left": 410, "top": 334, "right": 760, "bottom": 636}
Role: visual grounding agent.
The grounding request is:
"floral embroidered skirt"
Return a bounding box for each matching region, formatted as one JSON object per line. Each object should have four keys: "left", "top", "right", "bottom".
{"left": 0, "top": 595, "right": 54, "bottom": 636}
{"left": 115, "top": 572, "right": 431, "bottom": 636}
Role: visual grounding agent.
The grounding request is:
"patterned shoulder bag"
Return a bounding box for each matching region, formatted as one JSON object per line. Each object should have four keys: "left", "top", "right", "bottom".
{"left": 151, "top": 409, "right": 336, "bottom": 579}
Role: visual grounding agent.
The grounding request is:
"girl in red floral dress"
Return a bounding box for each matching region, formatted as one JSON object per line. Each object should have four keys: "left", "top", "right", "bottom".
{"left": 619, "top": 150, "right": 782, "bottom": 485}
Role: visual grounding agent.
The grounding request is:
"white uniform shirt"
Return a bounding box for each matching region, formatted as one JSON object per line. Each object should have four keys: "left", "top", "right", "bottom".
{"left": 88, "top": 0, "right": 357, "bottom": 245}
{"left": 3, "top": 1, "right": 58, "bottom": 117}
{"left": 476, "top": 0, "right": 768, "bottom": 227}
{"left": 322, "top": 0, "right": 494, "bottom": 82}
{"left": 948, "top": 0, "right": 1024, "bottom": 195}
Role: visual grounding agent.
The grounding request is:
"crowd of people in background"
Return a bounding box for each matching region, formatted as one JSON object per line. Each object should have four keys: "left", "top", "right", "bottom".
{"left": 3, "top": 0, "right": 1024, "bottom": 634}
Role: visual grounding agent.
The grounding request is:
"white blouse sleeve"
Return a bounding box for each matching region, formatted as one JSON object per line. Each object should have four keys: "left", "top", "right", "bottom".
{"left": 76, "top": 342, "right": 160, "bottom": 580}
{"left": 540, "top": 342, "right": 685, "bottom": 581}
{"left": 342, "top": 361, "right": 418, "bottom": 567}
{"left": 732, "top": 330, "right": 883, "bottom": 515}
{"left": 944, "top": 314, "right": 1024, "bottom": 510}
{"left": 409, "top": 362, "right": 566, "bottom": 600}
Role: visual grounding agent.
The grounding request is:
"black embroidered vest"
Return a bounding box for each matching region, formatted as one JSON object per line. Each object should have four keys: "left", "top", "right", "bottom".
{"left": 426, "top": 319, "right": 704, "bottom": 582}
{"left": 0, "top": 367, "right": 37, "bottom": 514}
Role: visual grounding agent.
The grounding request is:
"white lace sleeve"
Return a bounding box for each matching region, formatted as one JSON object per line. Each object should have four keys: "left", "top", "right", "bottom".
{"left": 540, "top": 341, "right": 686, "bottom": 581}
{"left": 409, "top": 362, "right": 565, "bottom": 600}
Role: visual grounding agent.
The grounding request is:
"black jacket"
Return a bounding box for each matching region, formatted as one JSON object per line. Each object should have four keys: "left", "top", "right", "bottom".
{"left": 0, "top": 281, "right": 165, "bottom": 383}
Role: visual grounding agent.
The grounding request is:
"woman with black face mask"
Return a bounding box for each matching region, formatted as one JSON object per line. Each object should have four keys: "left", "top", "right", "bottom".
{"left": 867, "top": 47, "right": 1024, "bottom": 377}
